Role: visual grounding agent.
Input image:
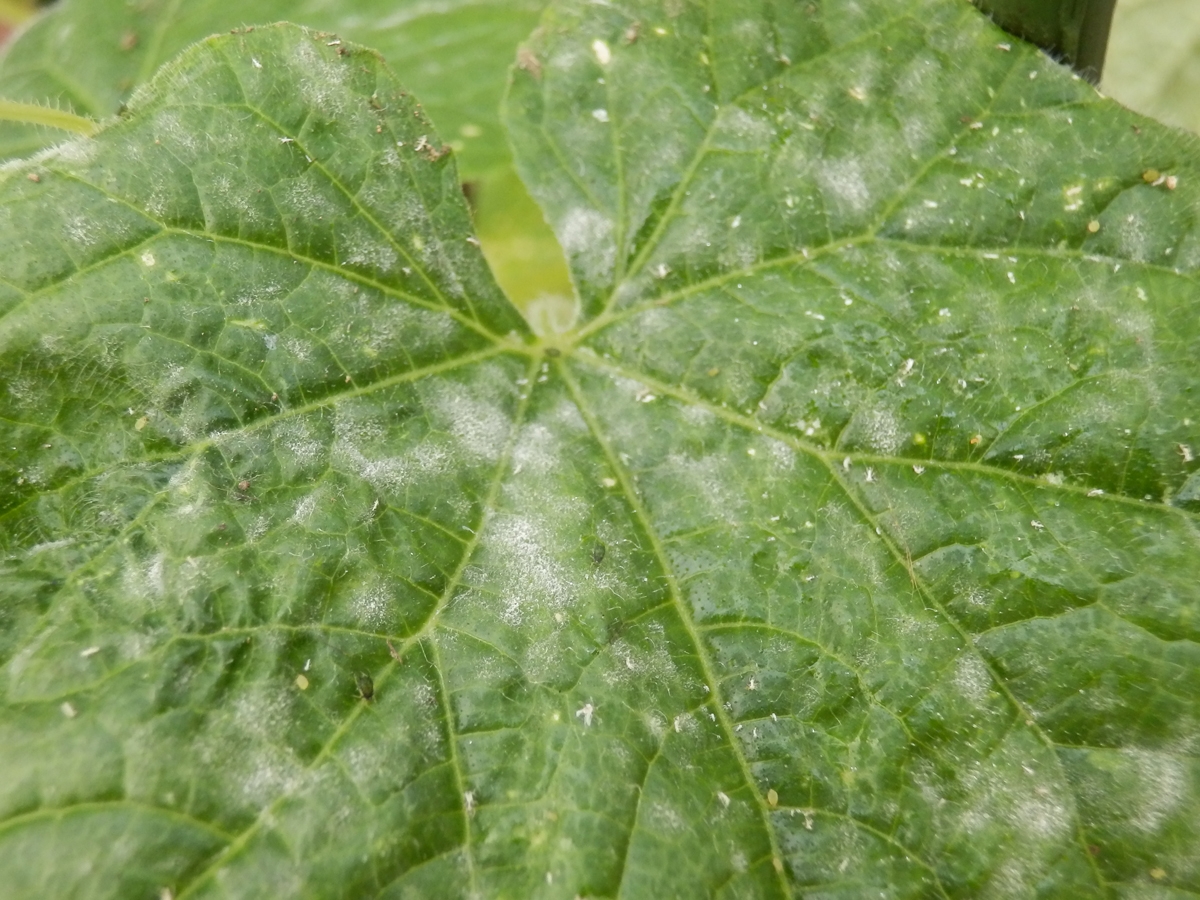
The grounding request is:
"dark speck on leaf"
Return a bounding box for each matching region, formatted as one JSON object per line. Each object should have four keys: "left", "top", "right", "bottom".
{"left": 545, "top": 347, "right": 561, "bottom": 358}
{"left": 591, "top": 540, "right": 606, "bottom": 566}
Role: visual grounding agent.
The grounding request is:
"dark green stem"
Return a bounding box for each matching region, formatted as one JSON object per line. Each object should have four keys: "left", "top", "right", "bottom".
{"left": 972, "top": 0, "right": 1118, "bottom": 83}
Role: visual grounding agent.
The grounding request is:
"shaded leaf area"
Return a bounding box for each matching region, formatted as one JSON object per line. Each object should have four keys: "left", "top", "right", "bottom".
{"left": 0, "top": 9, "right": 1197, "bottom": 900}
{"left": 0, "top": 0, "right": 546, "bottom": 178}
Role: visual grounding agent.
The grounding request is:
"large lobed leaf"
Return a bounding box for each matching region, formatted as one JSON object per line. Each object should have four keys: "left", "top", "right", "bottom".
{"left": 1, "top": 3, "right": 1199, "bottom": 899}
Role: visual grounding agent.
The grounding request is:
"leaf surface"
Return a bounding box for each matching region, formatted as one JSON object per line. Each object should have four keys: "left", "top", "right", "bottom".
{"left": 0, "top": 0, "right": 546, "bottom": 178}
{"left": 1, "top": 4, "right": 1200, "bottom": 899}
{"left": 1103, "top": 0, "right": 1200, "bottom": 134}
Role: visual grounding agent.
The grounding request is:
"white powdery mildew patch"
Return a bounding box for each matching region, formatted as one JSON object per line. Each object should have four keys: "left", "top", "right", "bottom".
{"left": 486, "top": 513, "right": 579, "bottom": 627}
{"left": 1109, "top": 212, "right": 1154, "bottom": 262}
{"left": 645, "top": 801, "right": 687, "bottom": 834}
{"left": 1127, "top": 748, "right": 1188, "bottom": 834}
{"left": 663, "top": 451, "right": 749, "bottom": 524}
{"left": 953, "top": 654, "right": 992, "bottom": 705}
{"left": 360, "top": 297, "right": 457, "bottom": 358}
{"left": 856, "top": 405, "right": 904, "bottom": 455}
{"left": 290, "top": 491, "right": 320, "bottom": 525}
{"left": 717, "top": 105, "right": 776, "bottom": 150}
{"left": 202, "top": 686, "right": 308, "bottom": 808}
{"left": 233, "top": 281, "right": 285, "bottom": 308}
{"left": 817, "top": 156, "right": 871, "bottom": 214}
{"left": 764, "top": 437, "right": 796, "bottom": 471}
{"left": 603, "top": 631, "right": 681, "bottom": 689}
{"left": 290, "top": 38, "right": 353, "bottom": 120}
{"left": 557, "top": 207, "right": 615, "bottom": 284}
{"left": 336, "top": 439, "right": 448, "bottom": 494}
{"left": 63, "top": 213, "right": 102, "bottom": 251}
{"left": 341, "top": 226, "right": 400, "bottom": 275}
{"left": 351, "top": 576, "right": 396, "bottom": 629}
{"left": 511, "top": 422, "right": 562, "bottom": 477}
{"left": 121, "top": 551, "right": 168, "bottom": 606}
{"left": 423, "top": 380, "right": 513, "bottom": 464}
{"left": 275, "top": 418, "right": 329, "bottom": 474}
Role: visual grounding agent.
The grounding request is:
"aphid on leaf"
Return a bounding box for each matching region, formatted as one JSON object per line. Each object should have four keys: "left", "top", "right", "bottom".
{"left": 591, "top": 539, "right": 606, "bottom": 567}
{"left": 355, "top": 671, "right": 374, "bottom": 701}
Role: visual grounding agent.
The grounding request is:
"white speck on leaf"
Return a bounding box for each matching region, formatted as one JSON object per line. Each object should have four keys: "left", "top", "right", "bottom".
{"left": 591, "top": 39, "right": 611, "bottom": 65}
{"left": 592, "top": 108, "right": 609, "bottom": 123}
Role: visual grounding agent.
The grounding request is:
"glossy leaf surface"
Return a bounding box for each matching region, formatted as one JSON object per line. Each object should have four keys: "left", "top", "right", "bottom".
{"left": 2, "top": 3, "right": 1199, "bottom": 898}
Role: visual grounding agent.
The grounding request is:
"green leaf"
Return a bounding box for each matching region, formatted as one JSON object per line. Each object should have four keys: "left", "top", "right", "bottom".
{"left": 2, "top": 6, "right": 1199, "bottom": 900}
{"left": 1103, "top": 0, "right": 1200, "bottom": 134}
{"left": 0, "top": 0, "right": 574, "bottom": 308}
{"left": 0, "top": 0, "right": 545, "bottom": 179}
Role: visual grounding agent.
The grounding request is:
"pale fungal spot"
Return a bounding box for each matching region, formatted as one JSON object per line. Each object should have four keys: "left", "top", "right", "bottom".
{"left": 80, "top": 646, "right": 100, "bottom": 657}
{"left": 997, "top": 42, "right": 1012, "bottom": 51}
{"left": 592, "top": 108, "right": 610, "bottom": 123}
{"left": 1007, "top": 271, "right": 1016, "bottom": 284}
{"left": 865, "top": 467, "right": 876, "bottom": 483}
{"left": 251, "top": 57, "right": 261, "bottom": 69}
{"left": 601, "top": 477, "right": 617, "bottom": 488}
{"left": 1031, "top": 520, "right": 1044, "bottom": 530}
{"left": 848, "top": 86, "right": 866, "bottom": 101}
{"left": 1088, "top": 489, "right": 1105, "bottom": 497}
{"left": 842, "top": 457, "right": 851, "bottom": 471}
{"left": 60, "top": 702, "right": 77, "bottom": 718}
{"left": 767, "top": 788, "right": 779, "bottom": 807}
{"left": 464, "top": 790, "right": 476, "bottom": 817}
{"left": 591, "top": 39, "right": 612, "bottom": 65}
{"left": 140, "top": 251, "right": 156, "bottom": 267}
{"left": 730, "top": 214, "right": 741, "bottom": 228}
{"left": 576, "top": 703, "right": 595, "bottom": 727}
{"left": 135, "top": 416, "right": 148, "bottom": 431}
{"left": 1179, "top": 444, "right": 1194, "bottom": 463}
{"left": 295, "top": 674, "right": 309, "bottom": 690}
{"left": 717, "top": 791, "right": 731, "bottom": 808}
{"left": 652, "top": 263, "right": 671, "bottom": 279}
{"left": 1087, "top": 220, "right": 1100, "bottom": 233}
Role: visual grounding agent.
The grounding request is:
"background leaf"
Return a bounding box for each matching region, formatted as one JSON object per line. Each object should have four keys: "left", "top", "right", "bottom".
{"left": 0, "top": 0, "right": 573, "bottom": 307}
{"left": 1103, "top": 0, "right": 1200, "bottom": 134}
{"left": 2, "top": 3, "right": 1199, "bottom": 900}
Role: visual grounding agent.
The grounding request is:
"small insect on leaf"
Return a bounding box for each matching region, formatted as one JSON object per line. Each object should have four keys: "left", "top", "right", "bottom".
{"left": 355, "top": 671, "right": 374, "bottom": 701}
{"left": 591, "top": 539, "right": 606, "bottom": 566}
